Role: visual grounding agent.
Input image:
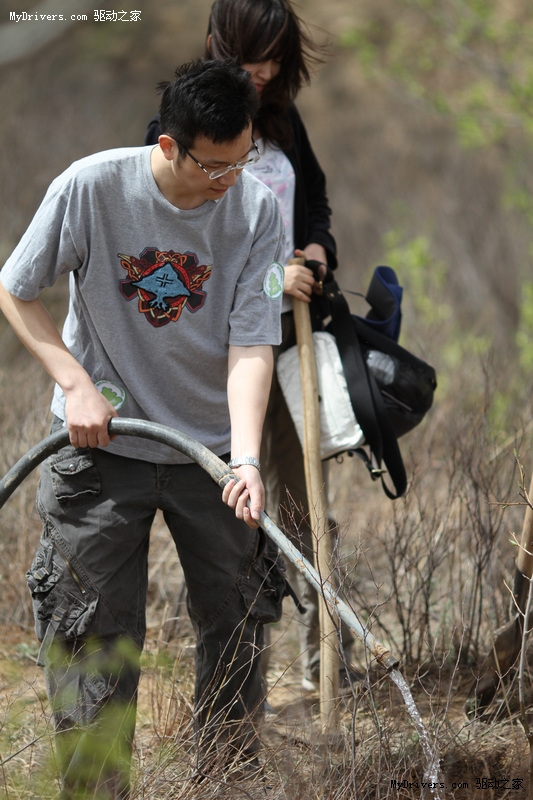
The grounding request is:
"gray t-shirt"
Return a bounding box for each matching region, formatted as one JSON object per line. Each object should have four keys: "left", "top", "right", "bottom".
{"left": 0, "top": 147, "right": 285, "bottom": 463}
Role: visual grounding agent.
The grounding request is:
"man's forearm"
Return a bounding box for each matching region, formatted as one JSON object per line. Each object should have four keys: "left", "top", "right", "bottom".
{"left": 0, "top": 284, "right": 79, "bottom": 380}
{"left": 0, "top": 283, "right": 116, "bottom": 446}
{"left": 227, "top": 344, "right": 273, "bottom": 459}
{"left": 223, "top": 344, "right": 273, "bottom": 527}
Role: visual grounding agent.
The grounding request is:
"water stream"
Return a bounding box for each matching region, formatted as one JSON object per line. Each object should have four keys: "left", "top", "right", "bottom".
{"left": 388, "top": 668, "right": 443, "bottom": 799}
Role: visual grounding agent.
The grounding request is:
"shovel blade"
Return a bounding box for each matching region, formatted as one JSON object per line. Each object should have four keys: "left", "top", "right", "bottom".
{"left": 465, "top": 615, "right": 524, "bottom": 712}
{"left": 467, "top": 474, "right": 533, "bottom": 713}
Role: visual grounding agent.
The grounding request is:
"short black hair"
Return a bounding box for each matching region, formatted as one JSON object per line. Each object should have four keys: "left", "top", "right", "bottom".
{"left": 158, "top": 59, "right": 259, "bottom": 157}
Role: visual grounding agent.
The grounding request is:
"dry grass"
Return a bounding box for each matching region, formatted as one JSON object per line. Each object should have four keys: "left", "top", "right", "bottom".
{"left": 1, "top": 343, "right": 533, "bottom": 798}
{"left": 2, "top": 0, "right": 533, "bottom": 795}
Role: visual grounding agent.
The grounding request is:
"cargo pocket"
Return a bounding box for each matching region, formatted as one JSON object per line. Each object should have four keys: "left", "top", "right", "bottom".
{"left": 53, "top": 665, "right": 112, "bottom": 727}
{"left": 237, "top": 531, "right": 289, "bottom": 624}
{"left": 27, "top": 534, "right": 99, "bottom": 666}
{"left": 49, "top": 445, "right": 101, "bottom": 506}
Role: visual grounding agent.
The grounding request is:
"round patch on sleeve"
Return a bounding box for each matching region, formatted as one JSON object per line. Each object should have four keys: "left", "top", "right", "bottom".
{"left": 262, "top": 262, "right": 284, "bottom": 299}
{"left": 95, "top": 380, "right": 127, "bottom": 410}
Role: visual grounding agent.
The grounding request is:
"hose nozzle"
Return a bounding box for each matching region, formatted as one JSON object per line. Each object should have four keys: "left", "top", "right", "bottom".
{"left": 377, "top": 651, "right": 400, "bottom": 672}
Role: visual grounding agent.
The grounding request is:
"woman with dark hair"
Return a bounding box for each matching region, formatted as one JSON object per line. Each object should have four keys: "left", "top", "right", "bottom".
{"left": 145, "top": 0, "right": 354, "bottom": 694}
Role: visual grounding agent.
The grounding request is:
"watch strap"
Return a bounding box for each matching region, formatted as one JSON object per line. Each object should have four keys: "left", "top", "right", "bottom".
{"left": 227, "top": 456, "right": 261, "bottom": 471}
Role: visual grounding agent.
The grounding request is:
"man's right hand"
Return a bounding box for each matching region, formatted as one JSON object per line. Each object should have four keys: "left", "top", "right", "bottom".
{"left": 0, "top": 289, "right": 118, "bottom": 449}
{"left": 222, "top": 463, "right": 265, "bottom": 529}
{"left": 64, "top": 379, "right": 118, "bottom": 448}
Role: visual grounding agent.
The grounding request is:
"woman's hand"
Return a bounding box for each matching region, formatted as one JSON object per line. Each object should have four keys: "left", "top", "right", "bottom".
{"left": 283, "top": 245, "right": 328, "bottom": 301}
{"left": 283, "top": 263, "right": 315, "bottom": 302}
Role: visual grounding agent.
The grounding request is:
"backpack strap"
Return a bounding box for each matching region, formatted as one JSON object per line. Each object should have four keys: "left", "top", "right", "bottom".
{"left": 324, "top": 278, "right": 407, "bottom": 499}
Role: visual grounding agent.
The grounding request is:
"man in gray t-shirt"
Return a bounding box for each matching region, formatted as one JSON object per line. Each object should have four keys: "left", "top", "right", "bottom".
{"left": 0, "top": 60, "right": 285, "bottom": 795}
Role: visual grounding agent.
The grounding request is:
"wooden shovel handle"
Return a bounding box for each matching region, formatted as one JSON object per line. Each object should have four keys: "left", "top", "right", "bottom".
{"left": 289, "top": 256, "right": 323, "bottom": 543}
{"left": 289, "top": 256, "right": 339, "bottom": 726}
{"left": 289, "top": 258, "right": 318, "bottom": 461}
{"left": 517, "top": 471, "right": 533, "bottom": 577}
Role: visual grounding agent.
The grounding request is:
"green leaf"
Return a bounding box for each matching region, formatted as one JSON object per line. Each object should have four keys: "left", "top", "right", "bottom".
{"left": 102, "top": 387, "right": 120, "bottom": 406}
{"left": 269, "top": 272, "right": 282, "bottom": 296}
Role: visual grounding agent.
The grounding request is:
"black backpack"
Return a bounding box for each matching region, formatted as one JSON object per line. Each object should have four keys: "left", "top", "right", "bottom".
{"left": 310, "top": 264, "right": 437, "bottom": 499}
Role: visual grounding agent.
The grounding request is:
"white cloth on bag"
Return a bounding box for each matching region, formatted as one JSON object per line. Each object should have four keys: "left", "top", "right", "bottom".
{"left": 276, "top": 331, "right": 364, "bottom": 460}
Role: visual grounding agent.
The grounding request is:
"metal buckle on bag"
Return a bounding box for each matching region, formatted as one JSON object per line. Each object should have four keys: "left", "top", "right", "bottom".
{"left": 347, "top": 448, "right": 387, "bottom": 481}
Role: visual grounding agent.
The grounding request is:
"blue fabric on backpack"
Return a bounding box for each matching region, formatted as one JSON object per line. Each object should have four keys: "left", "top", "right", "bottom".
{"left": 357, "top": 266, "right": 403, "bottom": 343}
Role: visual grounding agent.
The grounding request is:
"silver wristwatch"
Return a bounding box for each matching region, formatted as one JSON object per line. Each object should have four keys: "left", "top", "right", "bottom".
{"left": 227, "top": 456, "right": 261, "bottom": 471}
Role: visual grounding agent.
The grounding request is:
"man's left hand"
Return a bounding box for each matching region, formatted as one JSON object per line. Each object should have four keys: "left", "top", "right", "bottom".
{"left": 222, "top": 464, "right": 264, "bottom": 529}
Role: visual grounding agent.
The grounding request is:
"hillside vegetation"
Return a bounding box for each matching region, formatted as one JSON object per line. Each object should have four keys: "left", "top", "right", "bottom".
{"left": 2, "top": 0, "right": 533, "bottom": 797}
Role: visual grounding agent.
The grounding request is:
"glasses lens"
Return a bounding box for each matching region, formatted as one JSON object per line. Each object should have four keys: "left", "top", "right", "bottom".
{"left": 209, "top": 166, "right": 232, "bottom": 180}
{"left": 209, "top": 153, "right": 261, "bottom": 180}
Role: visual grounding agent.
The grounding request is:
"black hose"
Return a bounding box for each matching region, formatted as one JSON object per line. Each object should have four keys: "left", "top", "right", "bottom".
{"left": 0, "top": 417, "right": 399, "bottom": 670}
{"left": 0, "top": 418, "right": 235, "bottom": 509}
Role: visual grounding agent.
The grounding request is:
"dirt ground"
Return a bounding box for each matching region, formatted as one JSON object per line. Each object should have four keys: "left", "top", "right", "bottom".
{"left": 0, "top": 476, "right": 531, "bottom": 799}
{"left": 0, "top": 598, "right": 530, "bottom": 800}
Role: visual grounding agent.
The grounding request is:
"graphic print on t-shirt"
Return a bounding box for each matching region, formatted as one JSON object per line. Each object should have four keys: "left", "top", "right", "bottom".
{"left": 118, "top": 247, "right": 211, "bottom": 328}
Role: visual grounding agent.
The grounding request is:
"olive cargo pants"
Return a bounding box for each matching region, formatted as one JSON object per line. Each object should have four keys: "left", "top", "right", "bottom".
{"left": 29, "top": 419, "right": 285, "bottom": 797}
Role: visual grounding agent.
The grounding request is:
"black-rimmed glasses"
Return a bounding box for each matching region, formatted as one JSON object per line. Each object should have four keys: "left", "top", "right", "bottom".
{"left": 176, "top": 136, "right": 261, "bottom": 180}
